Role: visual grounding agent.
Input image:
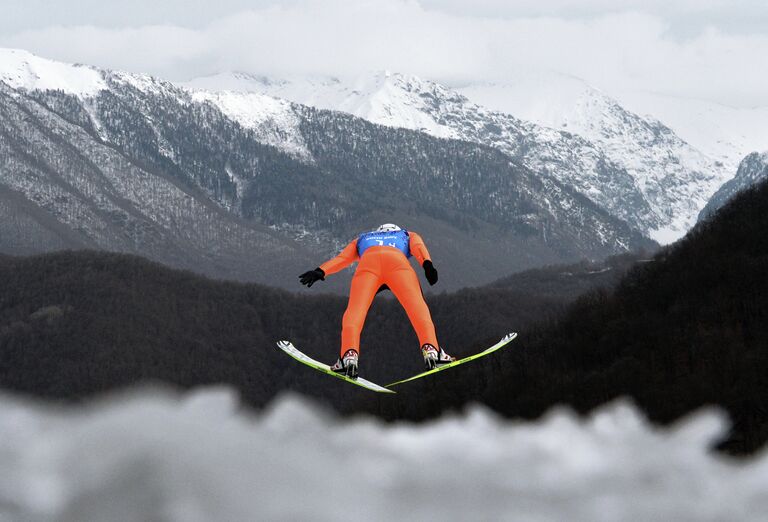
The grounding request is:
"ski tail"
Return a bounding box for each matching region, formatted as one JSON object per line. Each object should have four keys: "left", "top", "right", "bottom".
{"left": 276, "top": 340, "right": 395, "bottom": 394}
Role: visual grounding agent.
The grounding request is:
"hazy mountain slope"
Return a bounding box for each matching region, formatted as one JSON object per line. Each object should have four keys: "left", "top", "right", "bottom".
{"left": 0, "top": 81, "right": 309, "bottom": 284}
{"left": 699, "top": 151, "right": 768, "bottom": 221}
{"left": 487, "top": 252, "right": 645, "bottom": 301}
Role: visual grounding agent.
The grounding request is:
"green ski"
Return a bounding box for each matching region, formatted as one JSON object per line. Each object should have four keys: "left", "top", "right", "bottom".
{"left": 276, "top": 340, "right": 396, "bottom": 393}
{"left": 386, "top": 332, "right": 518, "bottom": 387}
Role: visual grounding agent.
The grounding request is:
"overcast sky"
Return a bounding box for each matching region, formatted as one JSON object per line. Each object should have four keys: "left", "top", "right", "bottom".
{"left": 3, "top": 0, "right": 767, "bottom": 107}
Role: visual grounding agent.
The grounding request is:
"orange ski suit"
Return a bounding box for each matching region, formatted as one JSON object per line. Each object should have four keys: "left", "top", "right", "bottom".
{"left": 320, "top": 232, "right": 438, "bottom": 357}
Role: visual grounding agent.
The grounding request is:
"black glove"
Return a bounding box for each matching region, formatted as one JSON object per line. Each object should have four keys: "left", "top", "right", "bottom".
{"left": 422, "top": 260, "right": 438, "bottom": 286}
{"left": 299, "top": 267, "right": 325, "bottom": 287}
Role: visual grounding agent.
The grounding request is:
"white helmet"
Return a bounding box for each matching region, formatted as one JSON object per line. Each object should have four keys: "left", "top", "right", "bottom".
{"left": 376, "top": 223, "right": 402, "bottom": 232}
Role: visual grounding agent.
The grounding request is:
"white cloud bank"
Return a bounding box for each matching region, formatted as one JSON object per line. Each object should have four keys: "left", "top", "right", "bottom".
{"left": 2, "top": 0, "right": 767, "bottom": 107}
{"left": 1, "top": 387, "right": 767, "bottom": 521}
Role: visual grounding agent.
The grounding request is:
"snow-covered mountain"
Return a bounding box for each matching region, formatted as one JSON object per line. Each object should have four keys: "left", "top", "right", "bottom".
{"left": 454, "top": 73, "right": 732, "bottom": 243}
{"left": 699, "top": 151, "right": 768, "bottom": 221}
{"left": 0, "top": 48, "right": 107, "bottom": 96}
{"left": 0, "top": 50, "right": 309, "bottom": 284}
{"left": 616, "top": 90, "right": 768, "bottom": 172}
{"left": 186, "top": 70, "right": 730, "bottom": 243}
{"left": 188, "top": 90, "right": 311, "bottom": 160}
{"left": 450, "top": 71, "right": 764, "bottom": 171}
{"left": 0, "top": 48, "right": 653, "bottom": 289}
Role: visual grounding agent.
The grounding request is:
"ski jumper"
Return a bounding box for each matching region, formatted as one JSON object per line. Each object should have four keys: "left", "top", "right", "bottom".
{"left": 320, "top": 230, "right": 439, "bottom": 357}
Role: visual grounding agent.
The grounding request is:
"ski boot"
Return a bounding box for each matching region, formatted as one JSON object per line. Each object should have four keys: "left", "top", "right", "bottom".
{"left": 330, "top": 349, "right": 359, "bottom": 379}
{"left": 421, "top": 343, "right": 455, "bottom": 370}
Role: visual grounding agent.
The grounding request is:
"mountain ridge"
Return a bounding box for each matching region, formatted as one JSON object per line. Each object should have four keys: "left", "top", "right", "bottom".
{"left": 0, "top": 48, "right": 654, "bottom": 290}
{"left": 187, "top": 69, "right": 730, "bottom": 243}
{"left": 699, "top": 151, "right": 768, "bottom": 221}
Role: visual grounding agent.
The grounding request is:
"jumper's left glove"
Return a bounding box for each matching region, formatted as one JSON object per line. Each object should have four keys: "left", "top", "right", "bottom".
{"left": 422, "top": 260, "right": 438, "bottom": 286}
{"left": 299, "top": 267, "right": 325, "bottom": 287}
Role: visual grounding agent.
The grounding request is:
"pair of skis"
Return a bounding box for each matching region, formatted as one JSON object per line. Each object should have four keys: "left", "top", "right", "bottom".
{"left": 276, "top": 332, "right": 517, "bottom": 393}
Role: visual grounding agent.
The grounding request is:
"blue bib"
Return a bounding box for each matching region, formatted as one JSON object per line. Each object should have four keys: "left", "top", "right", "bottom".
{"left": 357, "top": 230, "right": 411, "bottom": 258}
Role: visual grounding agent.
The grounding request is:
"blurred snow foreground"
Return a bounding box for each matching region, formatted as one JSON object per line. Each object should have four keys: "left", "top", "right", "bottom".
{"left": 1, "top": 388, "right": 767, "bottom": 522}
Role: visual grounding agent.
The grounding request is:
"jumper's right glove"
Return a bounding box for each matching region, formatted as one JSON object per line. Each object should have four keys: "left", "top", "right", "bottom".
{"left": 299, "top": 267, "right": 325, "bottom": 287}
{"left": 422, "top": 260, "right": 438, "bottom": 286}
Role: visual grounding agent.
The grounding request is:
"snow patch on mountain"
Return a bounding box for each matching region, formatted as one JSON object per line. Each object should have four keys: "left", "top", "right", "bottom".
{"left": 189, "top": 90, "right": 311, "bottom": 159}
{"left": 186, "top": 71, "right": 462, "bottom": 139}
{"left": 183, "top": 71, "right": 281, "bottom": 93}
{"left": 108, "top": 70, "right": 178, "bottom": 98}
{"left": 0, "top": 48, "right": 106, "bottom": 97}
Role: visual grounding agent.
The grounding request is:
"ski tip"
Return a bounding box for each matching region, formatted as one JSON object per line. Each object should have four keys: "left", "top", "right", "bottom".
{"left": 502, "top": 332, "right": 518, "bottom": 342}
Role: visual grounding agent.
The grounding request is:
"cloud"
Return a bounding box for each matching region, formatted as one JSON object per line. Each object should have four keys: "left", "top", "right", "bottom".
{"left": 2, "top": 0, "right": 767, "bottom": 107}
{"left": 0, "top": 0, "right": 289, "bottom": 34}
{"left": 5, "top": 24, "right": 211, "bottom": 77}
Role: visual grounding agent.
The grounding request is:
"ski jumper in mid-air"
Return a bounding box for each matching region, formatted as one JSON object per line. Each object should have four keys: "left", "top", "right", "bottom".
{"left": 299, "top": 224, "right": 454, "bottom": 378}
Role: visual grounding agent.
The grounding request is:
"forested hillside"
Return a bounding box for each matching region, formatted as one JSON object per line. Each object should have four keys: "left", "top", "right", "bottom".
{"left": 1, "top": 180, "right": 766, "bottom": 454}
{"left": 373, "top": 179, "right": 768, "bottom": 454}
{"left": 0, "top": 250, "right": 598, "bottom": 405}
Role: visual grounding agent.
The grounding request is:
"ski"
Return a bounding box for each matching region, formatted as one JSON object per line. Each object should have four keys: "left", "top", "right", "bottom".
{"left": 386, "top": 332, "right": 518, "bottom": 387}
{"left": 276, "top": 340, "right": 396, "bottom": 394}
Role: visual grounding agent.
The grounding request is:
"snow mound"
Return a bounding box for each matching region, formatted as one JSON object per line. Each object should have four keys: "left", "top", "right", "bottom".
{"left": 1, "top": 387, "right": 766, "bottom": 521}
{"left": 0, "top": 48, "right": 106, "bottom": 97}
